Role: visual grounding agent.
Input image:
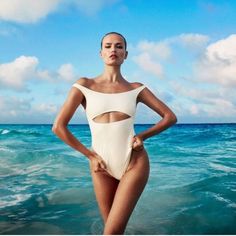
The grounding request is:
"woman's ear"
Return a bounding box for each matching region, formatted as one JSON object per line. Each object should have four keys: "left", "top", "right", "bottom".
{"left": 124, "top": 50, "right": 128, "bottom": 59}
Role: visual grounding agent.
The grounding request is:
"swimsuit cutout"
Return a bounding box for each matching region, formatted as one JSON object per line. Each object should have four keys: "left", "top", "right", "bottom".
{"left": 72, "top": 82, "right": 146, "bottom": 180}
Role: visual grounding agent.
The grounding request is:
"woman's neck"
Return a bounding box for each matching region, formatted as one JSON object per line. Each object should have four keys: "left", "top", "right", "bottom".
{"left": 100, "top": 65, "right": 123, "bottom": 83}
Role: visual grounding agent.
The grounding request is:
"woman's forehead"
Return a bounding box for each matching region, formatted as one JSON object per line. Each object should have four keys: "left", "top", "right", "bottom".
{"left": 103, "top": 34, "right": 125, "bottom": 44}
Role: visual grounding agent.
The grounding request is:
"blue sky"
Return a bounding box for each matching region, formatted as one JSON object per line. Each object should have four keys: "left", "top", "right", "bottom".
{"left": 0, "top": 0, "right": 236, "bottom": 124}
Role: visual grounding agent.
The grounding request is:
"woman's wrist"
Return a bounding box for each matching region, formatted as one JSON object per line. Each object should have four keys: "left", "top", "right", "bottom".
{"left": 86, "top": 149, "right": 96, "bottom": 161}
{"left": 135, "top": 134, "right": 145, "bottom": 141}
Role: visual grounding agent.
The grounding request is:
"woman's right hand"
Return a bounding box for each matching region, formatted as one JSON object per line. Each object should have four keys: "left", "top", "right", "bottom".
{"left": 88, "top": 151, "right": 107, "bottom": 173}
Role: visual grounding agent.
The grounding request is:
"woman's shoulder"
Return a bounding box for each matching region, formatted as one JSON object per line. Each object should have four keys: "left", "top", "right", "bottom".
{"left": 74, "top": 77, "right": 100, "bottom": 91}
{"left": 131, "top": 82, "right": 145, "bottom": 89}
{"left": 75, "top": 77, "right": 90, "bottom": 86}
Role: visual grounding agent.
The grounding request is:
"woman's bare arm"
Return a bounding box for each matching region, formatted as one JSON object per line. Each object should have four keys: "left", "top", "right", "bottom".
{"left": 52, "top": 83, "right": 94, "bottom": 160}
{"left": 137, "top": 86, "right": 177, "bottom": 141}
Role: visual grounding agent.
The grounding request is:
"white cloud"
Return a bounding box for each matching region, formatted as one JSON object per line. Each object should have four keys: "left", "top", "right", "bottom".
{"left": 37, "top": 70, "right": 54, "bottom": 82}
{"left": 170, "top": 81, "right": 236, "bottom": 119}
{"left": 132, "top": 33, "right": 209, "bottom": 78}
{"left": 136, "top": 40, "right": 171, "bottom": 60}
{"left": 0, "top": 94, "right": 87, "bottom": 124}
{"left": 194, "top": 34, "right": 236, "bottom": 87}
{"left": 133, "top": 52, "right": 164, "bottom": 78}
{"left": 0, "top": 56, "right": 38, "bottom": 91}
{"left": 37, "top": 63, "right": 77, "bottom": 82}
{"left": 0, "top": 56, "right": 78, "bottom": 91}
{"left": 0, "top": 95, "right": 32, "bottom": 118}
{"left": 0, "top": 0, "right": 119, "bottom": 23}
{"left": 0, "top": 0, "right": 60, "bottom": 23}
{"left": 174, "top": 33, "right": 210, "bottom": 50}
{"left": 0, "top": 95, "right": 59, "bottom": 123}
{"left": 132, "top": 33, "right": 236, "bottom": 122}
{"left": 205, "top": 98, "right": 236, "bottom": 117}
{"left": 58, "top": 64, "right": 76, "bottom": 82}
{"left": 170, "top": 81, "right": 218, "bottom": 103}
{"left": 35, "top": 103, "right": 58, "bottom": 114}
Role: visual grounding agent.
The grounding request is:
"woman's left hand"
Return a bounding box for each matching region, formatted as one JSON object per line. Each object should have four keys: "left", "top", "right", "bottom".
{"left": 131, "top": 135, "right": 144, "bottom": 151}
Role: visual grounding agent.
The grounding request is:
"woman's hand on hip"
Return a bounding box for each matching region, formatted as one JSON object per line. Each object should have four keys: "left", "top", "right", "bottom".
{"left": 88, "top": 151, "right": 107, "bottom": 173}
{"left": 132, "top": 135, "right": 144, "bottom": 151}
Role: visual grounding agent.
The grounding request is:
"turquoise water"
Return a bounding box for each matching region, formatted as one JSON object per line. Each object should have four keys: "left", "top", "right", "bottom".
{"left": 0, "top": 123, "right": 235, "bottom": 234}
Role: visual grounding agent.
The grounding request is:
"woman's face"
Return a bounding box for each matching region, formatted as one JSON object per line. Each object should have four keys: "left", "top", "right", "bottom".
{"left": 100, "top": 34, "right": 128, "bottom": 66}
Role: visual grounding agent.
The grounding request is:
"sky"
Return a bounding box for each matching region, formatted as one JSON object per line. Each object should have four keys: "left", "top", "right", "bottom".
{"left": 0, "top": 0, "right": 236, "bottom": 124}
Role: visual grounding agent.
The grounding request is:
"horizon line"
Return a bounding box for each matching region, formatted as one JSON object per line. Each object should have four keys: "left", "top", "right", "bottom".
{"left": 0, "top": 122, "right": 236, "bottom": 125}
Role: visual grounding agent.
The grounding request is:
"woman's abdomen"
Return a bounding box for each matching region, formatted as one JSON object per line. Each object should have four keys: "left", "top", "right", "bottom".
{"left": 89, "top": 118, "right": 135, "bottom": 180}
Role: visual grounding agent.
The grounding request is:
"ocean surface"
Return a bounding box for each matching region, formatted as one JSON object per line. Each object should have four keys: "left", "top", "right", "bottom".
{"left": 0, "top": 123, "right": 235, "bottom": 235}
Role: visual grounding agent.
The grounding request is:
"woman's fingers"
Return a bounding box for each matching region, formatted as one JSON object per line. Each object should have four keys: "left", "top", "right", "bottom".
{"left": 99, "top": 158, "right": 106, "bottom": 169}
{"left": 94, "top": 161, "right": 99, "bottom": 172}
{"left": 93, "top": 156, "right": 107, "bottom": 172}
{"left": 132, "top": 135, "right": 144, "bottom": 151}
{"left": 97, "top": 157, "right": 106, "bottom": 169}
{"left": 100, "top": 161, "right": 106, "bottom": 170}
{"left": 94, "top": 165, "right": 103, "bottom": 172}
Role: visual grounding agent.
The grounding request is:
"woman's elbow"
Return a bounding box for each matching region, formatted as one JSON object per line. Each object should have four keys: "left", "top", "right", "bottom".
{"left": 52, "top": 124, "right": 57, "bottom": 134}
{"left": 166, "top": 112, "right": 177, "bottom": 125}
{"left": 171, "top": 113, "right": 178, "bottom": 124}
{"left": 52, "top": 122, "right": 65, "bottom": 135}
{"left": 52, "top": 123, "right": 58, "bottom": 135}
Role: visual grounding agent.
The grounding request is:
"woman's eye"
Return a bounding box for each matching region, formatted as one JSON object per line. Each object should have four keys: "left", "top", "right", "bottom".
{"left": 104, "top": 45, "right": 123, "bottom": 49}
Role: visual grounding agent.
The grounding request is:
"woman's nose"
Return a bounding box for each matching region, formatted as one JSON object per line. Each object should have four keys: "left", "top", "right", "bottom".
{"left": 110, "top": 46, "right": 116, "bottom": 52}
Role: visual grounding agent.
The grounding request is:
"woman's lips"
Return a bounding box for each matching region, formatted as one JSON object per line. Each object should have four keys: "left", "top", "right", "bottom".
{"left": 110, "top": 55, "right": 118, "bottom": 59}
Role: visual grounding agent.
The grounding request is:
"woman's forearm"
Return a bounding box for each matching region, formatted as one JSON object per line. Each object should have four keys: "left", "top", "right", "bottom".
{"left": 52, "top": 125, "right": 93, "bottom": 160}
{"left": 138, "top": 114, "right": 177, "bottom": 141}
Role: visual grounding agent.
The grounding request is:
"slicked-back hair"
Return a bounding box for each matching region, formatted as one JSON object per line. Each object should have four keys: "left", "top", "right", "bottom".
{"left": 101, "top": 32, "right": 127, "bottom": 50}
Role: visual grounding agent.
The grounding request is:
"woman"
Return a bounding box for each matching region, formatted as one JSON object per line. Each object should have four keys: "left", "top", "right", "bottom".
{"left": 52, "top": 32, "right": 177, "bottom": 234}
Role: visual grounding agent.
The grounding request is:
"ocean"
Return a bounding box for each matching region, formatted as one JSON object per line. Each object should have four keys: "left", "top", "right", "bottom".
{"left": 0, "top": 123, "right": 235, "bottom": 234}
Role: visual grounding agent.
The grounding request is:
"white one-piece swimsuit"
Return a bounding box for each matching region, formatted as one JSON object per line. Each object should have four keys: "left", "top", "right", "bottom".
{"left": 72, "top": 83, "right": 146, "bottom": 180}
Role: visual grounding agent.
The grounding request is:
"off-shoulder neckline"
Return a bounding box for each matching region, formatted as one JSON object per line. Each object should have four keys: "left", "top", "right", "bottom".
{"left": 73, "top": 83, "right": 145, "bottom": 95}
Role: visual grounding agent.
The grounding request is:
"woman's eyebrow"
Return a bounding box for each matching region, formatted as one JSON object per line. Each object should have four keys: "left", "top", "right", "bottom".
{"left": 105, "top": 42, "right": 123, "bottom": 45}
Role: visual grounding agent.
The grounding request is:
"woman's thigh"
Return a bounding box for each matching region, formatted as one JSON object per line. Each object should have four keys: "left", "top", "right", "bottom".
{"left": 103, "top": 148, "right": 150, "bottom": 234}
{"left": 126, "top": 147, "right": 150, "bottom": 173}
{"left": 89, "top": 163, "right": 119, "bottom": 223}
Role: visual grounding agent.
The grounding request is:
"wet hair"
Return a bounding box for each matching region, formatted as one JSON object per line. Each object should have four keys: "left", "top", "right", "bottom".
{"left": 101, "top": 32, "right": 127, "bottom": 50}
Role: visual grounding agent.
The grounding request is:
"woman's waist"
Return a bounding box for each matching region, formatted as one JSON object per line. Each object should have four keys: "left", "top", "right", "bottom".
{"left": 89, "top": 116, "right": 134, "bottom": 132}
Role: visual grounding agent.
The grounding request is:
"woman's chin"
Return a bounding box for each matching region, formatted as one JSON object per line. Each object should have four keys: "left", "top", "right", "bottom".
{"left": 105, "top": 61, "right": 123, "bottom": 66}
